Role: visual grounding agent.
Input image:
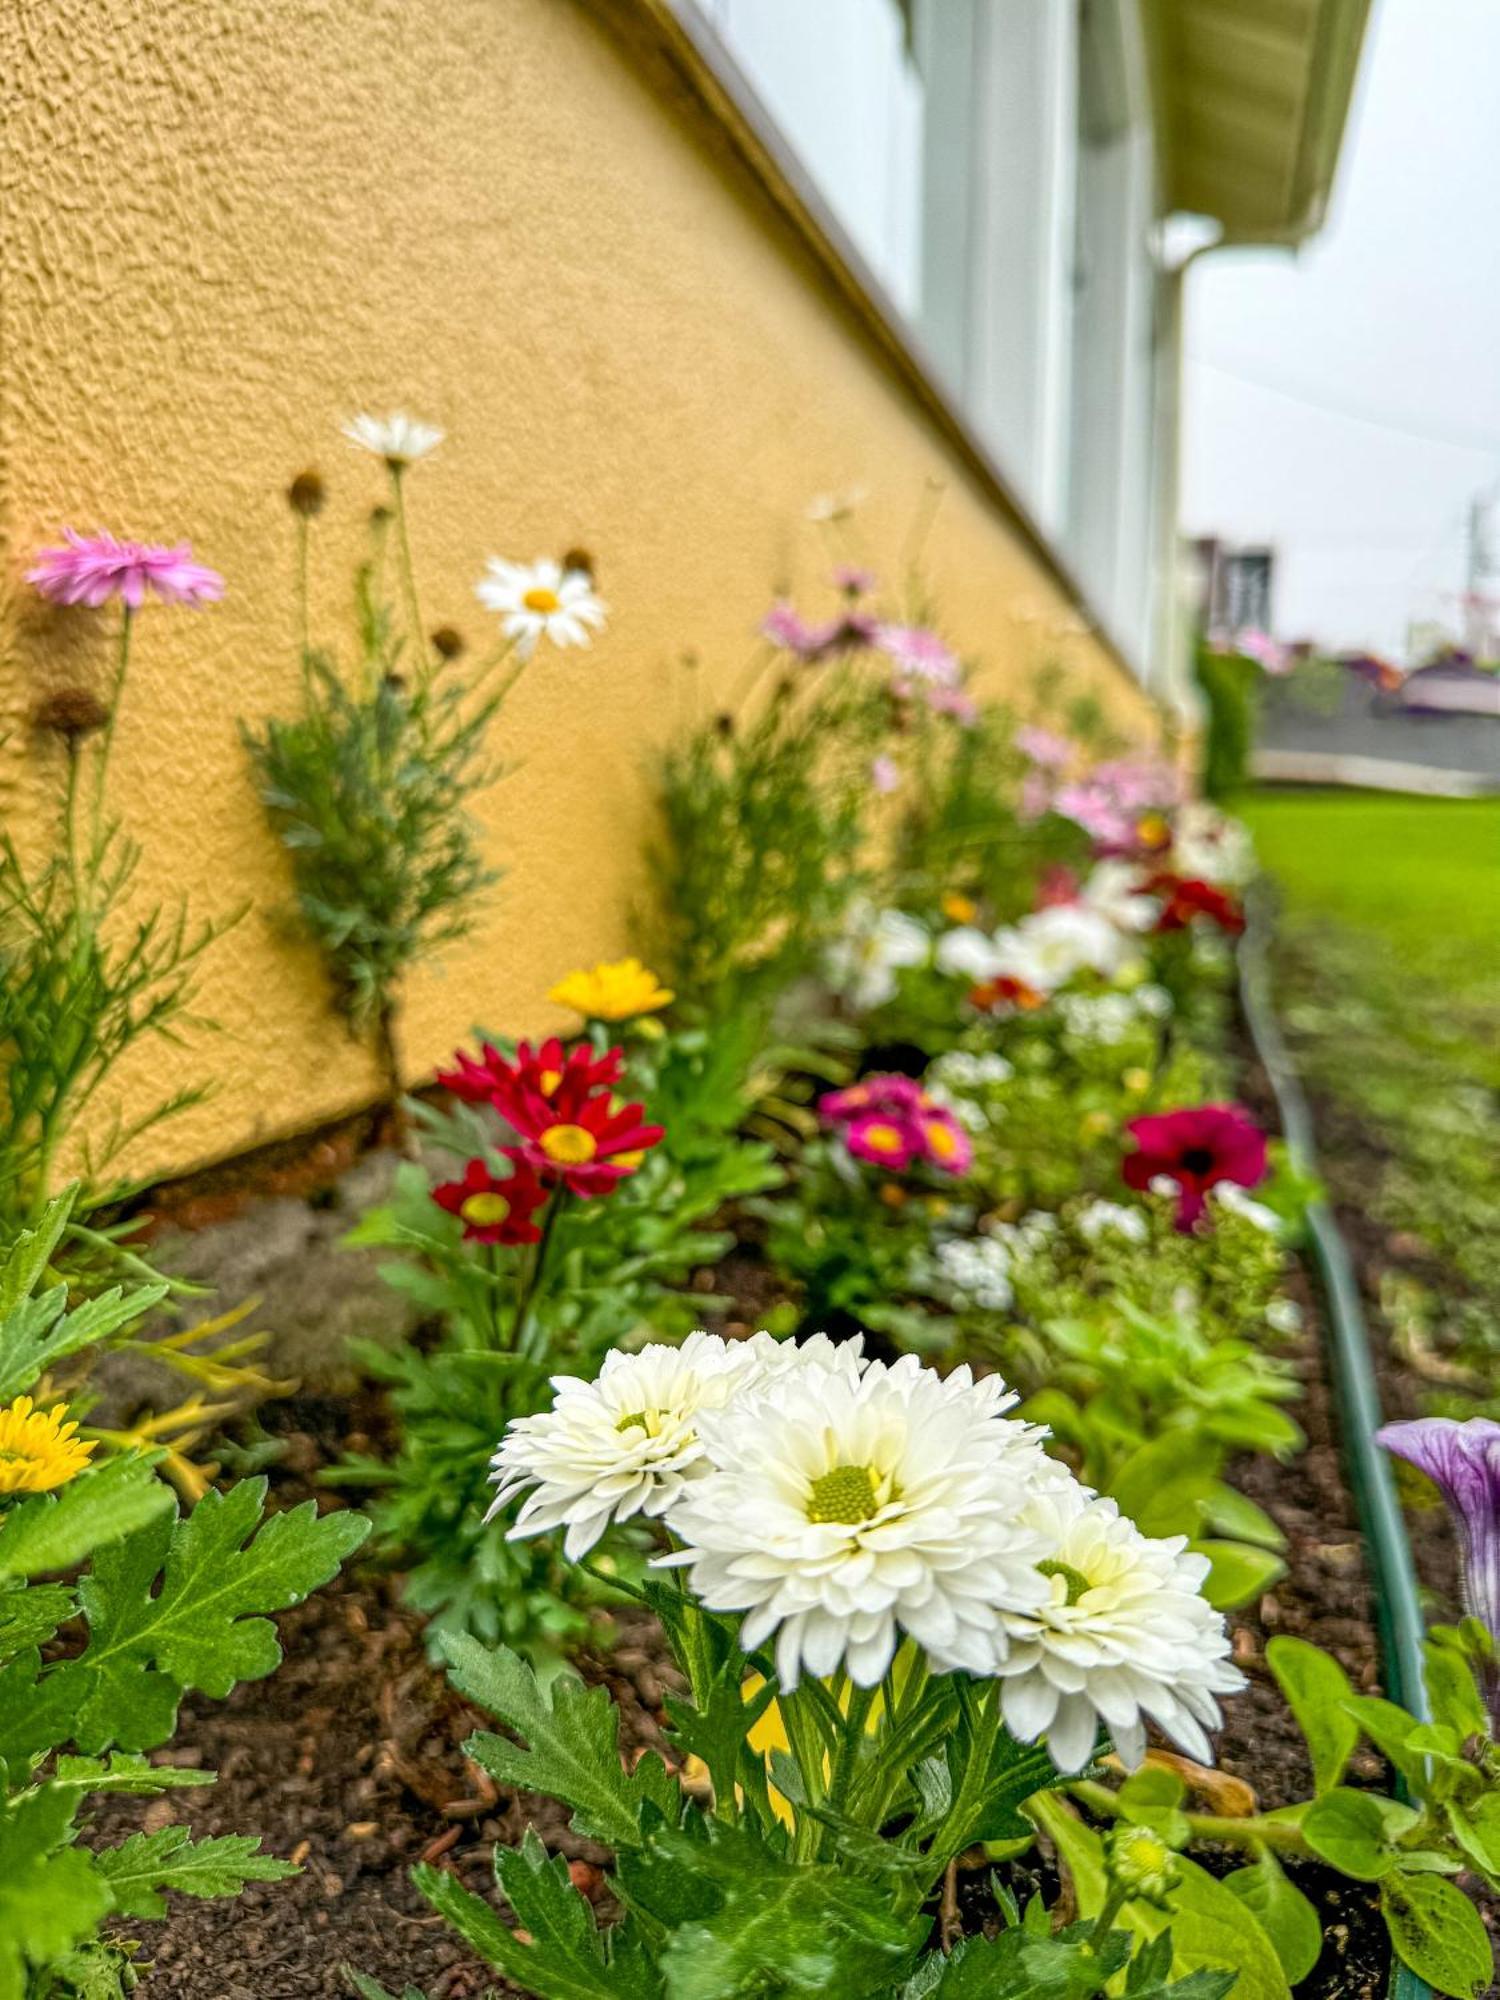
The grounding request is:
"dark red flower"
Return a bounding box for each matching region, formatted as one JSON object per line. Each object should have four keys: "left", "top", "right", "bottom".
{"left": 1122, "top": 1104, "right": 1268, "bottom": 1231}
{"left": 432, "top": 1155, "right": 549, "bottom": 1244}
{"left": 436, "top": 1037, "right": 622, "bottom": 1118}
{"left": 435, "top": 1037, "right": 659, "bottom": 1198}
{"left": 506, "top": 1091, "right": 664, "bottom": 1197}
{"left": 1148, "top": 873, "right": 1245, "bottom": 936}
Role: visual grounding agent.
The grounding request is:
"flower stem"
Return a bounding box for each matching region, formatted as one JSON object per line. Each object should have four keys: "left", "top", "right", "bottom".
{"left": 388, "top": 464, "right": 426, "bottom": 668}
{"left": 90, "top": 605, "right": 134, "bottom": 869}
{"left": 515, "top": 1189, "right": 566, "bottom": 1360}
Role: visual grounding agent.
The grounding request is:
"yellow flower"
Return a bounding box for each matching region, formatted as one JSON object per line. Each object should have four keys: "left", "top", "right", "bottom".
{"left": 548, "top": 957, "right": 675, "bottom": 1022}
{"left": 941, "top": 891, "right": 978, "bottom": 925}
{"left": 0, "top": 1397, "right": 96, "bottom": 1494}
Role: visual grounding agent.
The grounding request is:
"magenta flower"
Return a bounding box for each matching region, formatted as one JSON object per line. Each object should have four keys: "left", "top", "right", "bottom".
{"left": 833, "top": 564, "right": 877, "bottom": 597}
{"left": 844, "top": 1110, "right": 922, "bottom": 1172}
{"left": 820, "top": 1074, "right": 971, "bottom": 1178}
{"left": 1378, "top": 1417, "right": 1500, "bottom": 1708}
{"left": 27, "top": 530, "right": 225, "bottom": 610}
{"left": 916, "top": 1105, "right": 973, "bottom": 1176}
{"left": 923, "top": 683, "right": 979, "bottom": 727}
{"left": 1122, "top": 1104, "right": 1268, "bottom": 1232}
{"left": 760, "top": 601, "right": 824, "bottom": 658}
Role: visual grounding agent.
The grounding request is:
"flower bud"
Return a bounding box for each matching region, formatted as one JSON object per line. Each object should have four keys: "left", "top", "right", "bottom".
{"left": 430, "top": 625, "right": 466, "bottom": 661}
{"left": 1107, "top": 1824, "right": 1180, "bottom": 1908}
{"left": 31, "top": 687, "right": 110, "bottom": 744}
{"left": 561, "top": 546, "right": 596, "bottom": 581}
{"left": 286, "top": 470, "right": 327, "bottom": 517}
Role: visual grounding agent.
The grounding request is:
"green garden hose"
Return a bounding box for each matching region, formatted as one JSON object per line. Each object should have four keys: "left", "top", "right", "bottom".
{"left": 1238, "top": 898, "right": 1430, "bottom": 1999}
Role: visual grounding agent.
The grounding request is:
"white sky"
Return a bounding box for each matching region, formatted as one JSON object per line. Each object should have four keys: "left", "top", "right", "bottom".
{"left": 1181, "top": 0, "right": 1500, "bottom": 659}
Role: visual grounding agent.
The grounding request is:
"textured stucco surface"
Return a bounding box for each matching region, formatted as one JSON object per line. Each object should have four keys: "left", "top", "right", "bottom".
{"left": 0, "top": 0, "right": 1160, "bottom": 1185}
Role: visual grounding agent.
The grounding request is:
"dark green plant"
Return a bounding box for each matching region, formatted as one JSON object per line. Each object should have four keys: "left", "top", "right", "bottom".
{"left": 1193, "top": 641, "right": 1260, "bottom": 802}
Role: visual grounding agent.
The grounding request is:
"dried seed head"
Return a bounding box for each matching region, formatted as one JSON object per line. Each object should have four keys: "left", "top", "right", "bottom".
{"left": 561, "top": 546, "right": 595, "bottom": 581}
{"left": 369, "top": 504, "right": 393, "bottom": 528}
{"left": 286, "top": 470, "right": 327, "bottom": 518}
{"left": 713, "top": 712, "right": 735, "bottom": 740}
{"left": 430, "top": 625, "right": 466, "bottom": 661}
{"left": 32, "top": 687, "right": 110, "bottom": 743}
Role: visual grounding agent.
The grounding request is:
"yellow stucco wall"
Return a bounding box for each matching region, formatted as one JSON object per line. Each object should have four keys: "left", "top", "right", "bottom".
{"left": 0, "top": 0, "right": 1161, "bottom": 1187}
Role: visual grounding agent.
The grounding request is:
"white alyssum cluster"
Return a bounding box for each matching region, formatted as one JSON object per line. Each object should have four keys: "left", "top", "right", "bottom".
{"left": 1213, "top": 1182, "right": 1282, "bottom": 1233}
{"left": 1074, "top": 1199, "right": 1150, "bottom": 1246}
{"left": 491, "top": 1334, "right": 1243, "bottom": 1769}
{"left": 1057, "top": 992, "right": 1145, "bottom": 1047}
{"left": 925, "top": 1050, "right": 1015, "bottom": 1135}
{"left": 932, "top": 1234, "right": 1017, "bottom": 1311}
{"left": 824, "top": 905, "right": 930, "bottom": 1010}
{"left": 1077, "top": 861, "right": 1160, "bottom": 934}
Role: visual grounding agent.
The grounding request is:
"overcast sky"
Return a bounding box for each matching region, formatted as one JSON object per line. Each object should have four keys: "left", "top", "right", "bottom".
{"left": 1181, "top": 0, "right": 1500, "bottom": 659}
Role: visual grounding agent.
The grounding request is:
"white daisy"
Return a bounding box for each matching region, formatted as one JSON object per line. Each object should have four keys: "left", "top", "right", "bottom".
{"left": 997, "top": 1485, "right": 1244, "bottom": 1772}
{"left": 934, "top": 926, "right": 1010, "bottom": 983}
{"left": 660, "top": 1355, "right": 1056, "bottom": 1689}
{"left": 1003, "top": 904, "right": 1142, "bottom": 990}
{"left": 475, "top": 556, "right": 607, "bottom": 659}
{"left": 342, "top": 411, "right": 444, "bottom": 467}
{"left": 489, "top": 1331, "right": 865, "bottom": 1559}
{"left": 1078, "top": 861, "right": 1160, "bottom": 934}
{"left": 1172, "top": 803, "right": 1256, "bottom": 887}
{"left": 825, "top": 905, "right": 930, "bottom": 1010}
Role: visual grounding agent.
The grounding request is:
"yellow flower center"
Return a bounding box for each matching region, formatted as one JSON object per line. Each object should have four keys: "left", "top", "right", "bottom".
{"left": 460, "top": 1190, "right": 511, "bottom": 1227}
{"left": 540, "top": 1123, "right": 598, "bottom": 1165}
{"left": 862, "top": 1122, "right": 906, "bottom": 1154}
{"left": 807, "top": 1462, "right": 882, "bottom": 1526}
{"left": 612, "top": 1150, "right": 645, "bottom": 1171}
{"left": 1039, "top": 1558, "right": 1094, "bottom": 1605}
{"left": 523, "top": 586, "right": 562, "bottom": 614}
{"left": 538, "top": 1068, "right": 563, "bottom": 1095}
{"left": 924, "top": 1119, "right": 960, "bottom": 1162}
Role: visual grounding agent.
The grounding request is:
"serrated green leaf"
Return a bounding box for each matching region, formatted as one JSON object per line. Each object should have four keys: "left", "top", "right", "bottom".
{"left": 1381, "top": 1869, "right": 1493, "bottom": 1998}
{"left": 0, "top": 1785, "right": 112, "bottom": 2000}
{"left": 95, "top": 1825, "right": 298, "bottom": 1917}
{"left": 1265, "top": 1636, "right": 1359, "bottom": 1793}
{"left": 0, "top": 1579, "right": 75, "bottom": 1656}
{"left": 0, "top": 1456, "right": 173, "bottom": 1582}
{"left": 443, "top": 1633, "right": 676, "bottom": 1851}
{"left": 53, "top": 1480, "right": 369, "bottom": 1753}
{"left": 51, "top": 1751, "right": 217, "bottom": 1796}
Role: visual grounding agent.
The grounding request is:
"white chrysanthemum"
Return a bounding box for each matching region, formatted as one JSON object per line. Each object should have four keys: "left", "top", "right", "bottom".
{"left": 1005, "top": 905, "right": 1142, "bottom": 990}
{"left": 825, "top": 906, "right": 930, "bottom": 1009}
{"left": 489, "top": 1331, "right": 866, "bottom": 1559}
{"left": 1074, "top": 1199, "right": 1149, "bottom": 1246}
{"left": 934, "top": 925, "right": 1009, "bottom": 982}
{"left": 1078, "top": 861, "right": 1159, "bottom": 934}
{"left": 661, "top": 1356, "right": 1057, "bottom": 1689}
{"left": 342, "top": 411, "right": 444, "bottom": 466}
{"left": 475, "top": 556, "right": 607, "bottom": 659}
{"left": 1172, "top": 803, "right": 1256, "bottom": 887}
{"left": 997, "top": 1485, "right": 1245, "bottom": 1772}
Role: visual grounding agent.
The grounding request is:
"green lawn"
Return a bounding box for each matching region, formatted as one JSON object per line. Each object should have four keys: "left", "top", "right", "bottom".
{"left": 1241, "top": 788, "right": 1500, "bottom": 988}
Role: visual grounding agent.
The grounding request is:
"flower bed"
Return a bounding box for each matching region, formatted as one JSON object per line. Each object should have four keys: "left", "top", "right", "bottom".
{"left": 9, "top": 451, "right": 1499, "bottom": 2000}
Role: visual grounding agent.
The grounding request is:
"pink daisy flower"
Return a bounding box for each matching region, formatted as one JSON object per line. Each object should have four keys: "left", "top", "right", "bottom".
{"left": 27, "top": 531, "right": 225, "bottom": 610}
{"left": 877, "top": 623, "right": 961, "bottom": 686}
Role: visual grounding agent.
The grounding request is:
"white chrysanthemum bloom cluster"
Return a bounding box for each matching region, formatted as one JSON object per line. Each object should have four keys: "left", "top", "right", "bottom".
{"left": 824, "top": 904, "right": 930, "bottom": 1010}
{"left": 1074, "top": 1198, "right": 1150, "bottom": 1246}
{"left": 491, "top": 1333, "right": 1244, "bottom": 1770}
{"left": 932, "top": 1235, "right": 1017, "bottom": 1310}
{"left": 1172, "top": 802, "right": 1256, "bottom": 887}
{"left": 1134, "top": 983, "right": 1174, "bottom": 1019}
{"left": 996, "top": 1484, "right": 1243, "bottom": 1770}
{"left": 936, "top": 904, "right": 1142, "bottom": 994}
{"left": 475, "top": 556, "right": 607, "bottom": 658}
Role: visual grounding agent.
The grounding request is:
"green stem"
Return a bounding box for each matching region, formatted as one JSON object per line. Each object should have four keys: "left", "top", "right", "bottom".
{"left": 780, "top": 1684, "right": 830, "bottom": 1863}
{"left": 295, "top": 512, "right": 311, "bottom": 662}
{"left": 388, "top": 464, "right": 426, "bottom": 667}
{"left": 1068, "top": 1779, "right": 1308, "bottom": 1856}
{"left": 826, "top": 1681, "right": 875, "bottom": 1825}
{"left": 90, "top": 605, "right": 134, "bottom": 869}
{"left": 515, "top": 1187, "right": 567, "bottom": 1360}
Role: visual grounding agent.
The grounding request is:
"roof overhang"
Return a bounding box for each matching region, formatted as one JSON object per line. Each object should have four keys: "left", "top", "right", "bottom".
{"left": 1143, "top": 0, "right": 1373, "bottom": 245}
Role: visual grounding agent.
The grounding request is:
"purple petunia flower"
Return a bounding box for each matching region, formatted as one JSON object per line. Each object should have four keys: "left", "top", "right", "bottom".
{"left": 1377, "top": 1416, "right": 1500, "bottom": 1693}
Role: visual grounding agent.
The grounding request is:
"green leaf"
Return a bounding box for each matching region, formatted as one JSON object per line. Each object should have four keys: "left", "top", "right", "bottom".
{"left": 443, "top": 1633, "right": 676, "bottom": 1851}
{"left": 1107, "top": 1433, "right": 1220, "bottom": 1539}
{"left": 0, "top": 1579, "right": 75, "bottom": 1656}
{"left": 0, "top": 1456, "right": 173, "bottom": 1581}
{"left": 54, "top": 1480, "right": 369, "bottom": 1753}
{"left": 1223, "top": 1852, "right": 1322, "bottom": 1985}
{"left": 1424, "top": 1639, "right": 1490, "bottom": 1743}
{"left": 1301, "top": 1788, "right": 1400, "bottom": 1880}
{"left": 1339, "top": 1694, "right": 1429, "bottom": 1790}
{"left": 52, "top": 1751, "right": 217, "bottom": 1796}
{"left": 1190, "top": 1539, "right": 1286, "bottom": 1612}
{"left": 1381, "top": 1869, "right": 1493, "bottom": 1998}
{"left": 95, "top": 1826, "right": 298, "bottom": 1917}
{"left": 1265, "top": 1637, "right": 1359, "bottom": 1793}
{"left": 0, "top": 1786, "right": 113, "bottom": 2000}
{"left": 1446, "top": 1792, "right": 1500, "bottom": 1883}
{"left": 0, "top": 1189, "right": 76, "bottom": 1314}
{"left": 343, "top": 1975, "right": 432, "bottom": 2000}
{"left": 1199, "top": 1482, "right": 1285, "bottom": 1552}
{"left": 650, "top": 1814, "right": 928, "bottom": 1999}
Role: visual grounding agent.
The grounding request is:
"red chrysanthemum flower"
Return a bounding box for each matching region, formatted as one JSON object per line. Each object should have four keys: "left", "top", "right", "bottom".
{"left": 432, "top": 1155, "right": 550, "bottom": 1244}
{"left": 507, "top": 1088, "right": 664, "bottom": 1197}
{"left": 436, "top": 1037, "right": 622, "bottom": 1116}
{"left": 1148, "top": 873, "right": 1246, "bottom": 936}
{"left": 1122, "top": 1104, "right": 1268, "bottom": 1232}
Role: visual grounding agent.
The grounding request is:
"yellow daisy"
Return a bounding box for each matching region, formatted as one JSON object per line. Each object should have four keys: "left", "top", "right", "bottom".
{"left": 0, "top": 1396, "right": 97, "bottom": 1494}
{"left": 548, "top": 957, "right": 674, "bottom": 1023}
